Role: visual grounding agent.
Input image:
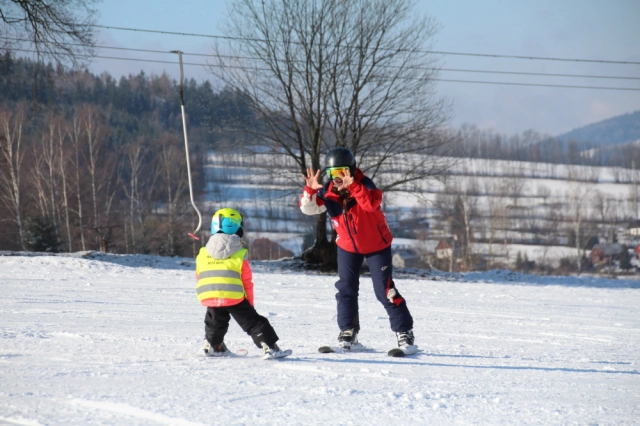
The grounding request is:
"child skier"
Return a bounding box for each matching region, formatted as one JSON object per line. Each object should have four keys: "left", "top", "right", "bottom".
{"left": 300, "top": 147, "right": 417, "bottom": 354}
{"left": 196, "top": 207, "right": 290, "bottom": 359}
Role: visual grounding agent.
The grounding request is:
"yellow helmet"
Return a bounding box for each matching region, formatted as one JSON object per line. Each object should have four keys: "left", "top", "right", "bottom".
{"left": 211, "top": 208, "right": 243, "bottom": 235}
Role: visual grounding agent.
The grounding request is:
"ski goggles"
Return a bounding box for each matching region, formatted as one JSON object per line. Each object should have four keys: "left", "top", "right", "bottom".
{"left": 326, "top": 166, "right": 350, "bottom": 180}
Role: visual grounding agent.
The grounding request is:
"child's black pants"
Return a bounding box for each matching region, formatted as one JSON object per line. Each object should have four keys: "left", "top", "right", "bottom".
{"left": 204, "top": 299, "right": 279, "bottom": 348}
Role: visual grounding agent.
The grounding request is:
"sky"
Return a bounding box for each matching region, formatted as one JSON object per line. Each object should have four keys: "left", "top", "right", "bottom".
{"left": 1, "top": 252, "right": 638, "bottom": 424}
{"left": 90, "top": 0, "right": 640, "bottom": 137}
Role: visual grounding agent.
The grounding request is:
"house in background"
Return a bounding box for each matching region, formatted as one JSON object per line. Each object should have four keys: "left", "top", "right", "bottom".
{"left": 589, "top": 243, "right": 623, "bottom": 265}
{"left": 629, "top": 220, "right": 640, "bottom": 237}
{"left": 436, "top": 238, "right": 455, "bottom": 259}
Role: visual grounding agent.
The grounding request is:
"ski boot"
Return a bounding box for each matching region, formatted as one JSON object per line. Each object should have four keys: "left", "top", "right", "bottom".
{"left": 396, "top": 330, "right": 418, "bottom": 355}
{"left": 261, "top": 342, "right": 290, "bottom": 359}
{"left": 203, "top": 340, "right": 230, "bottom": 357}
{"left": 337, "top": 329, "right": 359, "bottom": 350}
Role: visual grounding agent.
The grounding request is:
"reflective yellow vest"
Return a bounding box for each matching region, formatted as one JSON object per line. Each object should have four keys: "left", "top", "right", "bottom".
{"left": 195, "top": 247, "right": 247, "bottom": 303}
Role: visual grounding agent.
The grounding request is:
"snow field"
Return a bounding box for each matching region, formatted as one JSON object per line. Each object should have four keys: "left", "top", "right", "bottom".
{"left": 0, "top": 253, "right": 638, "bottom": 425}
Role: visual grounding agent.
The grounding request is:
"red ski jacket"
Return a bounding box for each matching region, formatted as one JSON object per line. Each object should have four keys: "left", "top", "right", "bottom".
{"left": 300, "top": 168, "right": 393, "bottom": 254}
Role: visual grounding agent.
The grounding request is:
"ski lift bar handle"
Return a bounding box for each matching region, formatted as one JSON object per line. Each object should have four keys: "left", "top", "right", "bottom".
{"left": 171, "top": 50, "right": 202, "bottom": 240}
{"left": 171, "top": 50, "right": 185, "bottom": 105}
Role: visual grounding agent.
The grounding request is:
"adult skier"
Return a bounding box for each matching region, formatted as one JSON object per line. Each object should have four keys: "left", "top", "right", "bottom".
{"left": 196, "top": 207, "right": 290, "bottom": 359}
{"left": 300, "top": 147, "right": 417, "bottom": 354}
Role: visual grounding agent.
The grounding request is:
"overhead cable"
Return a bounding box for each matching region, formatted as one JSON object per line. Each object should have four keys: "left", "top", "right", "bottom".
{"left": 88, "top": 24, "right": 640, "bottom": 66}
{"left": 6, "top": 48, "right": 640, "bottom": 91}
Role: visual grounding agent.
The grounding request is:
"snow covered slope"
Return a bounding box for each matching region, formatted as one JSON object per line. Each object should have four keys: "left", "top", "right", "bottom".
{"left": 1, "top": 252, "right": 638, "bottom": 425}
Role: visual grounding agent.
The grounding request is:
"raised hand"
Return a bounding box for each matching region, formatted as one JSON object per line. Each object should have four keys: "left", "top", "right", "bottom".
{"left": 334, "top": 168, "right": 353, "bottom": 191}
{"left": 303, "top": 167, "right": 323, "bottom": 190}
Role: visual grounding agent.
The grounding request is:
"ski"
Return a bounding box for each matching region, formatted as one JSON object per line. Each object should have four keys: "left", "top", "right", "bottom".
{"left": 318, "top": 343, "right": 371, "bottom": 354}
{"left": 263, "top": 349, "right": 293, "bottom": 360}
{"left": 318, "top": 346, "right": 337, "bottom": 353}
{"left": 204, "top": 348, "right": 249, "bottom": 358}
{"left": 388, "top": 348, "right": 407, "bottom": 357}
{"left": 387, "top": 346, "right": 419, "bottom": 358}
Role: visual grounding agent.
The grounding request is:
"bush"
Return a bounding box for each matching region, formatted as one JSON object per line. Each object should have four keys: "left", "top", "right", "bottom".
{"left": 26, "top": 216, "right": 62, "bottom": 253}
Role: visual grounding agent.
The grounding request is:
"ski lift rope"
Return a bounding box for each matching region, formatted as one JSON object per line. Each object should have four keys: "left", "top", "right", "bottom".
{"left": 171, "top": 50, "right": 202, "bottom": 240}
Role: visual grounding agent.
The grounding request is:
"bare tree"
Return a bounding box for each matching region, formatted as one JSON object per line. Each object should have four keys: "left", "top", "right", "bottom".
{"left": 82, "top": 105, "right": 104, "bottom": 233}
{"left": 81, "top": 105, "right": 120, "bottom": 251}
{"left": 483, "top": 180, "right": 498, "bottom": 269}
{"left": 452, "top": 189, "right": 477, "bottom": 269}
{"left": 567, "top": 183, "right": 591, "bottom": 274}
{"left": 592, "top": 190, "right": 615, "bottom": 243}
{"left": 536, "top": 184, "right": 551, "bottom": 205}
{"left": 506, "top": 175, "right": 526, "bottom": 208}
{"left": 29, "top": 113, "right": 60, "bottom": 224}
{"left": 627, "top": 164, "right": 640, "bottom": 220}
{"left": 0, "top": 0, "right": 96, "bottom": 69}
{"left": 70, "top": 109, "right": 86, "bottom": 250}
{"left": 57, "top": 118, "right": 73, "bottom": 251}
{"left": 211, "top": 0, "right": 453, "bottom": 263}
{"left": 0, "top": 104, "right": 26, "bottom": 249}
{"left": 43, "top": 115, "right": 60, "bottom": 228}
{"left": 157, "top": 133, "right": 188, "bottom": 256}
{"left": 122, "top": 137, "right": 151, "bottom": 253}
{"left": 30, "top": 131, "right": 50, "bottom": 217}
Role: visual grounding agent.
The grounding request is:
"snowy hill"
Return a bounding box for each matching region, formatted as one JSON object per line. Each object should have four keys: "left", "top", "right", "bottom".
{"left": 1, "top": 253, "right": 639, "bottom": 425}
{"left": 552, "top": 109, "right": 640, "bottom": 147}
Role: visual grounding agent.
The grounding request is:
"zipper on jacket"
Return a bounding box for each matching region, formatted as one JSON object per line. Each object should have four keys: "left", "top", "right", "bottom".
{"left": 349, "top": 213, "right": 358, "bottom": 235}
{"left": 377, "top": 223, "right": 389, "bottom": 245}
{"left": 343, "top": 211, "right": 359, "bottom": 253}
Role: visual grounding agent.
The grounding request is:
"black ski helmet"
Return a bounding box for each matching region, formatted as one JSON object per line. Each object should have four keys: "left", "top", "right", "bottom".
{"left": 325, "top": 147, "right": 356, "bottom": 175}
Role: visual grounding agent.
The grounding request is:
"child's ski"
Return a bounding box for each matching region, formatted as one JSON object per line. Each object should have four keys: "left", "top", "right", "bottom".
{"left": 202, "top": 347, "right": 249, "bottom": 358}
{"left": 263, "top": 349, "right": 292, "bottom": 360}
{"left": 387, "top": 346, "right": 419, "bottom": 357}
{"left": 318, "top": 343, "right": 371, "bottom": 354}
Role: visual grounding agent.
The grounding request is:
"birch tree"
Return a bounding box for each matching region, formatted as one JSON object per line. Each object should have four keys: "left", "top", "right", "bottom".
{"left": 57, "top": 119, "right": 73, "bottom": 251}
{"left": 70, "top": 110, "right": 86, "bottom": 250}
{"left": 157, "top": 133, "right": 188, "bottom": 256}
{"left": 568, "top": 183, "right": 591, "bottom": 274}
{"left": 122, "top": 137, "right": 148, "bottom": 253}
{"left": 0, "top": 105, "right": 26, "bottom": 249}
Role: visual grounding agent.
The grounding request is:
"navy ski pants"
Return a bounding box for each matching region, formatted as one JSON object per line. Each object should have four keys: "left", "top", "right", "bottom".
{"left": 335, "top": 245, "right": 413, "bottom": 333}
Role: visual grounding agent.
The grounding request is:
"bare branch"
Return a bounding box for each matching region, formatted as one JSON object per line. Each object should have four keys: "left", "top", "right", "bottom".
{"left": 0, "top": 0, "right": 96, "bottom": 69}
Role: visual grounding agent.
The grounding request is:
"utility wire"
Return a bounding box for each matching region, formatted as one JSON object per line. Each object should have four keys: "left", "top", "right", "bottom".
{"left": 6, "top": 47, "right": 640, "bottom": 91}
{"left": 89, "top": 23, "right": 640, "bottom": 66}
{"left": 4, "top": 35, "right": 639, "bottom": 81}
{"left": 432, "top": 78, "right": 640, "bottom": 91}
{"left": 3, "top": 16, "right": 639, "bottom": 65}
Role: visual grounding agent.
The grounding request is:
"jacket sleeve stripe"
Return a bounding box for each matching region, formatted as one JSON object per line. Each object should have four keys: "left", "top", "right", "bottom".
{"left": 300, "top": 187, "right": 327, "bottom": 215}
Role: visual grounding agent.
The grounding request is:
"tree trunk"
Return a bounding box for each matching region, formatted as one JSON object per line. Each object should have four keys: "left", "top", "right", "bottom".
{"left": 301, "top": 212, "right": 337, "bottom": 270}
{"left": 0, "top": 108, "right": 26, "bottom": 250}
{"left": 58, "top": 125, "right": 73, "bottom": 251}
{"left": 72, "top": 113, "right": 86, "bottom": 250}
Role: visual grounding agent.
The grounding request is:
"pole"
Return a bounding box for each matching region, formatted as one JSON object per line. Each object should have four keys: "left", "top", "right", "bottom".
{"left": 171, "top": 50, "right": 202, "bottom": 240}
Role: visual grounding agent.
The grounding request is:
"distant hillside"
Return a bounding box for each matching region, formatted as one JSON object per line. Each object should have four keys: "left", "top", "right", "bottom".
{"left": 553, "top": 110, "right": 640, "bottom": 147}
